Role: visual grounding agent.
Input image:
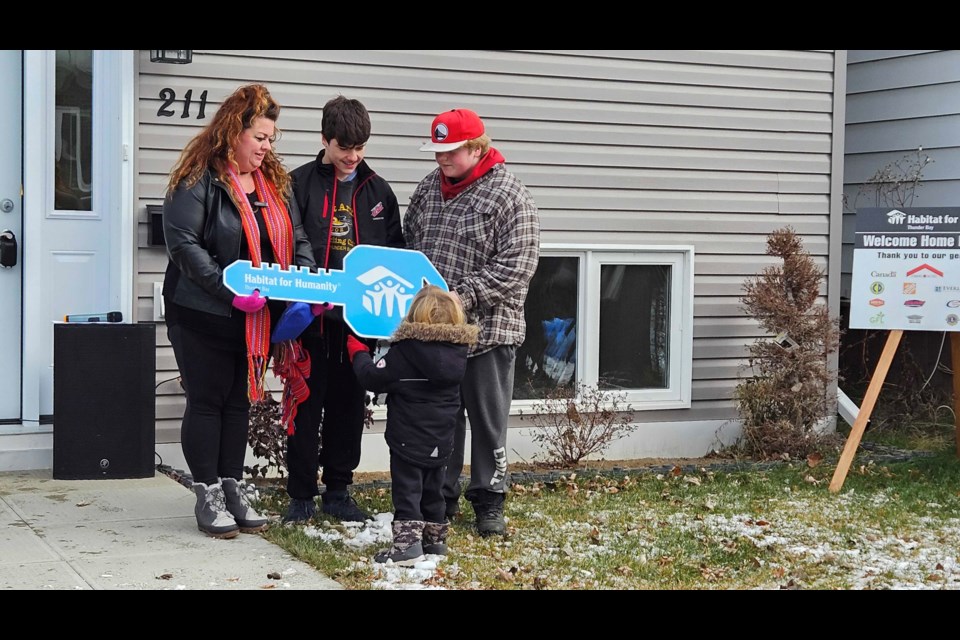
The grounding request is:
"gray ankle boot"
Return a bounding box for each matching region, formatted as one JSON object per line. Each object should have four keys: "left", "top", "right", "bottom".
{"left": 374, "top": 520, "right": 425, "bottom": 566}
{"left": 422, "top": 521, "right": 449, "bottom": 555}
{"left": 221, "top": 477, "right": 268, "bottom": 533}
{"left": 193, "top": 481, "right": 239, "bottom": 539}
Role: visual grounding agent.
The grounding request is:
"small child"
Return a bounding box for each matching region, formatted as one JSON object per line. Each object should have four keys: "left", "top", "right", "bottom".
{"left": 346, "top": 285, "right": 479, "bottom": 566}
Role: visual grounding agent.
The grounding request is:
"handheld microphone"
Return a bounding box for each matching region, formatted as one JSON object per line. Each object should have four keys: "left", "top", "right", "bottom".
{"left": 64, "top": 311, "right": 123, "bottom": 323}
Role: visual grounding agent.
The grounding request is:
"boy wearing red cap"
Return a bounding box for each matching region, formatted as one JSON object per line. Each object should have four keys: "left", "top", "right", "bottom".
{"left": 404, "top": 108, "right": 541, "bottom": 536}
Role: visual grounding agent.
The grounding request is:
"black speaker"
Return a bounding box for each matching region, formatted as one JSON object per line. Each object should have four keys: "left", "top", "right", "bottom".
{"left": 53, "top": 323, "right": 156, "bottom": 479}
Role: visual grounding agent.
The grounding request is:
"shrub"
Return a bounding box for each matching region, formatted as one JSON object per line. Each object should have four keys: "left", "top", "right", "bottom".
{"left": 246, "top": 396, "right": 287, "bottom": 480}
{"left": 733, "top": 226, "right": 840, "bottom": 460}
{"left": 245, "top": 392, "right": 377, "bottom": 480}
{"left": 521, "top": 381, "right": 636, "bottom": 467}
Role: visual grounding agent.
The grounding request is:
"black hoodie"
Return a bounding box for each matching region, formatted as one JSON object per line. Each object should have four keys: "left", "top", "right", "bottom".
{"left": 351, "top": 321, "right": 479, "bottom": 467}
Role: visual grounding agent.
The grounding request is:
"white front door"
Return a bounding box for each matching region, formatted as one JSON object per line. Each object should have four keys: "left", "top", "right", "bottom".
{"left": 21, "top": 50, "right": 133, "bottom": 422}
{"left": 0, "top": 51, "right": 22, "bottom": 422}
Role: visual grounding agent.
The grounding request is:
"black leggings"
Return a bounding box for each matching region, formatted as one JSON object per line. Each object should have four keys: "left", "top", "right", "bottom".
{"left": 390, "top": 454, "right": 446, "bottom": 523}
{"left": 168, "top": 324, "right": 249, "bottom": 485}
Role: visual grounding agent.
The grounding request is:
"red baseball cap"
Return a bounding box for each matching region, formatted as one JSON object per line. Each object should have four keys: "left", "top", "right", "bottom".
{"left": 420, "top": 108, "right": 485, "bottom": 152}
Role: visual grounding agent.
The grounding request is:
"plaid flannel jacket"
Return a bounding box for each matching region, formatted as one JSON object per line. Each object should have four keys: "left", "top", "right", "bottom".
{"left": 404, "top": 163, "right": 540, "bottom": 356}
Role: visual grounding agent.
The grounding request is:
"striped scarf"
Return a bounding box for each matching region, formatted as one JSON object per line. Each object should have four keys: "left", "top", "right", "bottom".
{"left": 225, "top": 168, "right": 310, "bottom": 429}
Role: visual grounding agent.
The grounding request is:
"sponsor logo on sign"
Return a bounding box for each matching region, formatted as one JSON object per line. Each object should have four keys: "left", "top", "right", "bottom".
{"left": 907, "top": 263, "right": 944, "bottom": 278}
{"left": 947, "top": 300, "right": 960, "bottom": 308}
{"left": 870, "top": 270, "right": 897, "bottom": 278}
{"left": 902, "top": 283, "right": 917, "bottom": 295}
{"left": 935, "top": 285, "right": 960, "bottom": 293}
{"left": 886, "top": 209, "right": 907, "bottom": 224}
{"left": 906, "top": 314, "right": 924, "bottom": 324}
{"left": 869, "top": 298, "right": 885, "bottom": 307}
{"left": 869, "top": 312, "right": 885, "bottom": 325}
{"left": 903, "top": 299, "right": 925, "bottom": 308}
{"left": 870, "top": 282, "right": 884, "bottom": 295}
{"left": 947, "top": 314, "right": 959, "bottom": 327}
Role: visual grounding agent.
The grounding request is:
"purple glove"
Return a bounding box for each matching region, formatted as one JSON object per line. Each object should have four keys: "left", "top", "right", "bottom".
{"left": 232, "top": 290, "right": 266, "bottom": 313}
{"left": 311, "top": 302, "right": 334, "bottom": 316}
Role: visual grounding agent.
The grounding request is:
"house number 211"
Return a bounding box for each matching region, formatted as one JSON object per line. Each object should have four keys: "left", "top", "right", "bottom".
{"left": 157, "top": 88, "right": 209, "bottom": 120}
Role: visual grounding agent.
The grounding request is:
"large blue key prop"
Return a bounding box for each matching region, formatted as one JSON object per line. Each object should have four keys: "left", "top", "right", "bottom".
{"left": 223, "top": 245, "right": 448, "bottom": 340}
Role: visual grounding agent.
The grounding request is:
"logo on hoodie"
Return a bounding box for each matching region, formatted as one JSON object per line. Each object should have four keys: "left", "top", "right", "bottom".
{"left": 370, "top": 201, "right": 384, "bottom": 218}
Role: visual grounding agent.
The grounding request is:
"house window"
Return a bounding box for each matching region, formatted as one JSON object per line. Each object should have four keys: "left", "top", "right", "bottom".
{"left": 514, "top": 246, "right": 693, "bottom": 410}
{"left": 598, "top": 263, "right": 670, "bottom": 390}
{"left": 54, "top": 50, "right": 92, "bottom": 211}
{"left": 515, "top": 256, "right": 579, "bottom": 398}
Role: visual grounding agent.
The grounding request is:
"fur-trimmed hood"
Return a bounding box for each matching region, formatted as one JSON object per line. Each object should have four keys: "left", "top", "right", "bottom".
{"left": 392, "top": 321, "right": 479, "bottom": 346}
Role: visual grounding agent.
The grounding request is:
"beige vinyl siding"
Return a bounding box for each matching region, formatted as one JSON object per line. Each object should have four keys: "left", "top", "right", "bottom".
{"left": 842, "top": 50, "right": 960, "bottom": 299}
{"left": 137, "top": 49, "right": 842, "bottom": 447}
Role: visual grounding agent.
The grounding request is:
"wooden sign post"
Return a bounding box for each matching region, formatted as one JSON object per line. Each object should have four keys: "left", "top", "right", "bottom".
{"left": 829, "top": 330, "right": 903, "bottom": 493}
{"left": 954, "top": 333, "right": 960, "bottom": 459}
{"left": 830, "top": 329, "right": 960, "bottom": 492}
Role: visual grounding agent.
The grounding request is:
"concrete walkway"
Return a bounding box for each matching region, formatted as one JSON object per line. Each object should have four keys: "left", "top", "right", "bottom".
{"left": 0, "top": 470, "right": 342, "bottom": 590}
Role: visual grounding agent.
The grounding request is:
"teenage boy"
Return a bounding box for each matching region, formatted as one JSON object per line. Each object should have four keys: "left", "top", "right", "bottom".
{"left": 283, "top": 96, "right": 404, "bottom": 523}
{"left": 404, "top": 108, "right": 540, "bottom": 536}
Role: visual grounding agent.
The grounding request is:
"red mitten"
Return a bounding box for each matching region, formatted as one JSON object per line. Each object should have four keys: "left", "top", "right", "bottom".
{"left": 345, "top": 335, "right": 369, "bottom": 363}
{"left": 232, "top": 290, "right": 266, "bottom": 313}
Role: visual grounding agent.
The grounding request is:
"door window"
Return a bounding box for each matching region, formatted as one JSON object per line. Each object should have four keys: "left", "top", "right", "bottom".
{"left": 55, "top": 50, "right": 92, "bottom": 211}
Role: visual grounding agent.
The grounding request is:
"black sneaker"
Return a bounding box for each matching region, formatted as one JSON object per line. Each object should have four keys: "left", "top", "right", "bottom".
{"left": 283, "top": 498, "right": 316, "bottom": 523}
{"left": 374, "top": 541, "right": 425, "bottom": 567}
{"left": 471, "top": 492, "right": 506, "bottom": 537}
{"left": 321, "top": 491, "right": 371, "bottom": 522}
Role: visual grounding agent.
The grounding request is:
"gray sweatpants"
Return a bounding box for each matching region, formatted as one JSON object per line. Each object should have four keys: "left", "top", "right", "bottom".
{"left": 443, "top": 345, "right": 516, "bottom": 502}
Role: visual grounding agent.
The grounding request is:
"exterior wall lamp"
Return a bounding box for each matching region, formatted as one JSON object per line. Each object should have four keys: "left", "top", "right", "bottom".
{"left": 149, "top": 50, "right": 193, "bottom": 64}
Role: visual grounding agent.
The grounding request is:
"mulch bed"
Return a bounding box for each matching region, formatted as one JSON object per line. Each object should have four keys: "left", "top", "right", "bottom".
{"left": 158, "top": 441, "right": 933, "bottom": 493}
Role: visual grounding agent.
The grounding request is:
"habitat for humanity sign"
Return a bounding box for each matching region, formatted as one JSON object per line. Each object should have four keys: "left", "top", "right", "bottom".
{"left": 849, "top": 207, "right": 960, "bottom": 332}
{"left": 223, "top": 245, "right": 448, "bottom": 339}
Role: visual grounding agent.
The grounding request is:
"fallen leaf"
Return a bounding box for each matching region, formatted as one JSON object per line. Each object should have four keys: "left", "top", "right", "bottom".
{"left": 926, "top": 573, "right": 945, "bottom": 582}
{"left": 260, "top": 583, "right": 277, "bottom": 589}
{"left": 704, "top": 498, "right": 716, "bottom": 511}
{"left": 267, "top": 571, "right": 282, "bottom": 580}
{"left": 803, "top": 475, "right": 819, "bottom": 485}
{"left": 756, "top": 520, "right": 770, "bottom": 527}
{"left": 670, "top": 466, "right": 682, "bottom": 477}
{"left": 75, "top": 501, "right": 91, "bottom": 507}
{"left": 616, "top": 566, "right": 633, "bottom": 576}
{"left": 683, "top": 476, "right": 701, "bottom": 486}
{"left": 806, "top": 453, "right": 823, "bottom": 467}
{"left": 936, "top": 563, "right": 944, "bottom": 571}
{"left": 156, "top": 573, "right": 173, "bottom": 580}
{"left": 496, "top": 568, "right": 515, "bottom": 582}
